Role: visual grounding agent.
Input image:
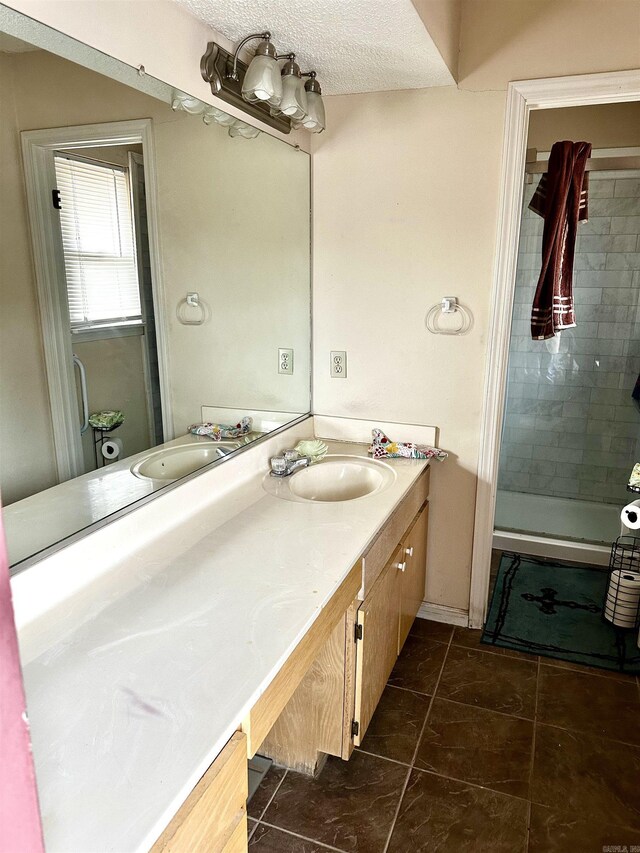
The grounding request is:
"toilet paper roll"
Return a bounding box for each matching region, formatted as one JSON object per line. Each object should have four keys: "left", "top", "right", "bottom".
{"left": 620, "top": 500, "right": 640, "bottom": 533}
{"left": 604, "top": 569, "right": 640, "bottom": 628}
{"left": 101, "top": 438, "right": 123, "bottom": 461}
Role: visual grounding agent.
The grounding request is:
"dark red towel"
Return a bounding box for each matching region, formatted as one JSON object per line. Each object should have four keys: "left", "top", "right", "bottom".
{"left": 529, "top": 140, "right": 591, "bottom": 340}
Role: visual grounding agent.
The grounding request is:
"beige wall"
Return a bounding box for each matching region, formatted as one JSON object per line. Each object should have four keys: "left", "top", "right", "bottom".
{"left": 0, "top": 53, "right": 57, "bottom": 504}
{"left": 313, "top": 87, "right": 506, "bottom": 610}
{"left": 153, "top": 114, "right": 310, "bottom": 431}
{"left": 458, "top": 0, "right": 640, "bottom": 91}
{"left": 314, "top": 3, "right": 639, "bottom": 613}
{"left": 412, "top": 0, "right": 462, "bottom": 81}
{"left": 528, "top": 102, "right": 640, "bottom": 150}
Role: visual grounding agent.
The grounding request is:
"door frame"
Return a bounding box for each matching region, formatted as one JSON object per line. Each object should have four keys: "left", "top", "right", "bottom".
{"left": 468, "top": 69, "right": 640, "bottom": 629}
{"left": 21, "top": 118, "right": 173, "bottom": 482}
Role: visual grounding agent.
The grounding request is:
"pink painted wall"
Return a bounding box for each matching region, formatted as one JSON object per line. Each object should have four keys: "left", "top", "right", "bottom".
{"left": 0, "top": 507, "right": 43, "bottom": 853}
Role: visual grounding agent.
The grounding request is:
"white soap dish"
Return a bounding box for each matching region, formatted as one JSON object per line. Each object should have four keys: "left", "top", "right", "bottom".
{"left": 295, "top": 439, "right": 328, "bottom": 463}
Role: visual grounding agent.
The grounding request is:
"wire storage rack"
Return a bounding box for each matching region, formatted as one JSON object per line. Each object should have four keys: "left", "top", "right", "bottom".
{"left": 603, "top": 535, "right": 640, "bottom": 630}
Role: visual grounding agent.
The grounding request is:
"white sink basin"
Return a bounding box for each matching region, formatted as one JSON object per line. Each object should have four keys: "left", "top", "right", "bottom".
{"left": 131, "top": 441, "right": 238, "bottom": 482}
{"left": 264, "top": 455, "right": 396, "bottom": 503}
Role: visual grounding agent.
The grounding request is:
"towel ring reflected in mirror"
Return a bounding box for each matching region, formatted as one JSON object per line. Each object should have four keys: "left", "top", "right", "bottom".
{"left": 176, "top": 291, "right": 209, "bottom": 326}
{"left": 425, "top": 296, "right": 473, "bottom": 336}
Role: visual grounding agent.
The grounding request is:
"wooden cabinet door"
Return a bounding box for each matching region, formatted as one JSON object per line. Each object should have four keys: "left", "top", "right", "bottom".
{"left": 398, "top": 502, "right": 429, "bottom": 652}
{"left": 352, "top": 545, "right": 403, "bottom": 746}
{"left": 151, "top": 731, "right": 248, "bottom": 853}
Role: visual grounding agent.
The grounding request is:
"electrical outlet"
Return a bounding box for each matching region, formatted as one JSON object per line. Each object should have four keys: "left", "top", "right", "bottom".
{"left": 278, "top": 348, "right": 294, "bottom": 375}
{"left": 330, "top": 351, "right": 347, "bottom": 378}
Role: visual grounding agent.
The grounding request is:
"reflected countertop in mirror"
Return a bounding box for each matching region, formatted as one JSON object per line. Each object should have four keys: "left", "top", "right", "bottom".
{"left": 0, "top": 6, "right": 311, "bottom": 568}
{"left": 3, "top": 431, "right": 265, "bottom": 566}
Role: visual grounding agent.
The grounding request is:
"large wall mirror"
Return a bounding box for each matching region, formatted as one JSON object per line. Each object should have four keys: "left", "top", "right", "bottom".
{"left": 0, "top": 6, "right": 311, "bottom": 569}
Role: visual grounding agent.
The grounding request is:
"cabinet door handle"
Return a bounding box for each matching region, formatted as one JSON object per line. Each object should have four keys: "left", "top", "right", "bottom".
{"left": 395, "top": 561, "right": 406, "bottom": 572}
{"left": 405, "top": 547, "right": 414, "bottom": 557}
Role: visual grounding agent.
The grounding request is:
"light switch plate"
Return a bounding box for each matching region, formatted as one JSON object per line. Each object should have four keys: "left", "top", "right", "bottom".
{"left": 278, "top": 348, "right": 294, "bottom": 375}
{"left": 330, "top": 351, "right": 347, "bottom": 378}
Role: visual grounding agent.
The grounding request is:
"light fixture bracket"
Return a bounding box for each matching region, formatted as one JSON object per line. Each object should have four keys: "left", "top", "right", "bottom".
{"left": 200, "top": 41, "right": 292, "bottom": 134}
{"left": 301, "top": 70, "right": 322, "bottom": 94}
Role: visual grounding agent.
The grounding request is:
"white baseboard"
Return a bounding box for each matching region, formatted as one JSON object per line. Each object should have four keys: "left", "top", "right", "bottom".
{"left": 417, "top": 602, "right": 469, "bottom": 627}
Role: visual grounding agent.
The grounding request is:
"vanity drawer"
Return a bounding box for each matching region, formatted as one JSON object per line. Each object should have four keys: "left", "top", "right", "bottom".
{"left": 151, "top": 731, "right": 248, "bottom": 853}
{"left": 361, "top": 466, "right": 430, "bottom": 596}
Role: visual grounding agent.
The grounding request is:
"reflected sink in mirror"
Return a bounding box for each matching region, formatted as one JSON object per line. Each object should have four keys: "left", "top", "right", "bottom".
{"left": 131, "top": 442, "right": 240, "bottom": 482}
{"left": 263, "top": 455, "right": 396, "bottom": 503}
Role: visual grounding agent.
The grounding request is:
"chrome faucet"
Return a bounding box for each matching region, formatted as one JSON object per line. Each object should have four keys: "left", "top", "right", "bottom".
{"left": 215, "top": 446, "right": 234, "bottom": 459}
{"left": 269, "top": 449, "right": 311, "bottom": 477}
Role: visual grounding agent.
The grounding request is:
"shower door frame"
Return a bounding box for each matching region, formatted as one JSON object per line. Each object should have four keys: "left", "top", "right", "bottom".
{"left": 469, "top": 68, "right": 640, "bottom": 629}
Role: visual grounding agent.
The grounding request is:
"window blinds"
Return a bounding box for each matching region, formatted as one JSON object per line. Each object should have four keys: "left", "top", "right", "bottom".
{"left": 54, "top": 154, "right": 142, "bottom": 329}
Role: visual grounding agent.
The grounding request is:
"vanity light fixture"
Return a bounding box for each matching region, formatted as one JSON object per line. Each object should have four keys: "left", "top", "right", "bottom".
{"left": 236, "top": 33, "right": 283, "bottom": 107}
{"left": 200, "top": 33, "right": 326, "bottom": 135}
{"left": 298, "top": 73, "right": 326, "bottom": 133}
{"left": 272, "top": 55, "right": 308, "bottom": 121}
{"left": 172, "top": 91, "right": 260, "bottom": 139}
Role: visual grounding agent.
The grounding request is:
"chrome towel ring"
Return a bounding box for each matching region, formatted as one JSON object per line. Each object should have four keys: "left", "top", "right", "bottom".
{"left": 177, "top": 291, "right": 208, "bottom": 325}
{"left": 425, "top": 296, "right": 473, "bottom": 336}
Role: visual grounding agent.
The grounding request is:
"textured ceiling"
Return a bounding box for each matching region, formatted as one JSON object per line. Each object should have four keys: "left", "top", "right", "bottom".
{"left": 173, "top": 0, "right": 455, "bottom": 95}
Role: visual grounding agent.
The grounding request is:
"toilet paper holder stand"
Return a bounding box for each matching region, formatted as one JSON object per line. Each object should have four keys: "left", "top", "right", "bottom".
{"left": 604, "top": 535, "right": 640, "bottom": 631}
{"left": 92, "top": 423, "right": 123, "bottom": 468}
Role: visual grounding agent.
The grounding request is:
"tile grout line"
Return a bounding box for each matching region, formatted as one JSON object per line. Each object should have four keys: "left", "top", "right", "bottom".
{"left": 381, "top": 627, "right": 455, "bottom": 853}
{"left": 399, "top": 766, "right": 534, "bottom": 806}
{"left": 525, "top": 656, "right": 541, "bottom": 853}
{"left": 385, "top": 683, "right": 432, "bottom": 698}
{"left": 537, "top": 657, "right": 640, "bottom": 684}
{"left": 248, "top": 768, "right": 289, "bottom": 841}
{"left": 355, "top": 747, "right": 412, "bottom": 769}
{"left": 451, "top": 641, "right": 539, "bottom": 668}
{"left": 455, "top": 631, "right": 639, "bottom": 683}
{"left": 533, "top": 718, "right": 640, "bottom": 751}
{"left": 253, "top": 818, "right": 348, "bottom": 852}
{"left": 430, "top": 693, "right": 536, "bottom": 723}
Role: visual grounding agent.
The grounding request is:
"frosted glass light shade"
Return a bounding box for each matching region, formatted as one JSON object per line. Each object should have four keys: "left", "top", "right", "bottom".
{"left": 242, "top": 54, "right": 283, "bottom": 107}
{"left": 277, "top": 74, "right": 308, "bottom": 120}
{"left": 303, "top": 90, "right": 326, "bottom": 133}
{"left": 228, "top": 120, "right": 261, "bottom": 139}
{"left": 203, "top": 106, "right": 237, "bottom": 127}
{"left": 172, "top": 90, "right": 206, "bottom": 114}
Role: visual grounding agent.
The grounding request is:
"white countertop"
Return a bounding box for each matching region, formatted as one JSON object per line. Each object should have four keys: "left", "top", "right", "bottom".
{"left": 17, "top": 440, "right": 429, "bottom": 853}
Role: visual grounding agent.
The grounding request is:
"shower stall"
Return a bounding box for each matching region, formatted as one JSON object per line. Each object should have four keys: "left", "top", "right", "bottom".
{"left": 494, "top": 158, "right": 640, "bottom": 564}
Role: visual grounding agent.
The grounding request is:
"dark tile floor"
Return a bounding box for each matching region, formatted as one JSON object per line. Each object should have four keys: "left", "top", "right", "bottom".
{"left": 247, "top": 618, "right": 640, "bottom": 852}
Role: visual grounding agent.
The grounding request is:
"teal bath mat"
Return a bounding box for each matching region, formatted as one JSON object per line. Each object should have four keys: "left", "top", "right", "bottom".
{"left": 482, "top": 553, "right": 640, "bottom": 674}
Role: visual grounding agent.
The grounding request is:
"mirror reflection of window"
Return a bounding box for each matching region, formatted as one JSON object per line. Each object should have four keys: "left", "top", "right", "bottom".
{"left": 54, "top": 154, "right": 142, "bottom": 331}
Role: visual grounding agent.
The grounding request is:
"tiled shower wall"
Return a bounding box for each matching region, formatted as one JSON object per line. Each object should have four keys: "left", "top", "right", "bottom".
{"left": 498, "top": 170, "right": 640, "bottom": 506}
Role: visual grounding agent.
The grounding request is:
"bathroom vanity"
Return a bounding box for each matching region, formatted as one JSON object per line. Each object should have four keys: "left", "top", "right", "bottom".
{"left": 152, "top": 458, "right": 430, "bottom": 852}
{"left": 13, "top": 429, "right": 431, "bottom": 852}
